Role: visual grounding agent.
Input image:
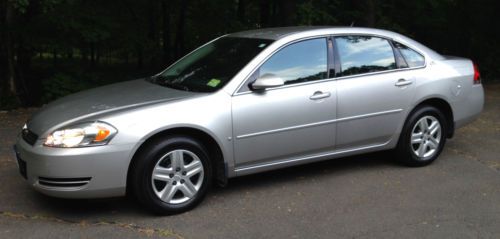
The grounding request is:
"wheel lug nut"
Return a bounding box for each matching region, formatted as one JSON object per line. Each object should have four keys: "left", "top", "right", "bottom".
{"left": 172, "top": 181, "right": 177, "bottom": 185}
{"left": 180, "top": 179, "right": 185, "bottom": 184}
{"left": 182, "top": 171, "right": 186, "bottom": 175}
{"left": 176, "top": 168, "right": 181, "bottom": 172}
{"left": 169, "top": 173, "right": 174, "bottom": 178}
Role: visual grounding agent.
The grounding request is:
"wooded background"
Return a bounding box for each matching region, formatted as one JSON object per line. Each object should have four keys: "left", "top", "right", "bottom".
{"left": 1, "top": 0, "right": 499, "bottom": 109}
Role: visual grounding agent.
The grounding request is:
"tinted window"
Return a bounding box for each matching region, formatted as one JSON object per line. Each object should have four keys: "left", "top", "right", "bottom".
{"left": 259, "top": 38, "right": 327, "bottom": 85}
{"left": 393, "top": 42, "right": 425, "bottom": 67}
{"left": 151, "top": 37, "right": 273, "bottom": 92}
{"left": 335, "top": 36, "right": 396, "bottom": 76}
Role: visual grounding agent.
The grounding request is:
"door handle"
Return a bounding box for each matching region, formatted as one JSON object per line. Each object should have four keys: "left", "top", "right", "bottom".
{"left": 395, "top": 78, "right": 413, "bottom": 87}
{"left": 310, "top": 91, "right": 331, "bottom": 100}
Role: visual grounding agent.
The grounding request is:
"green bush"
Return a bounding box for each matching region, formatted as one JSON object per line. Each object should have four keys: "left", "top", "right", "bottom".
{"left": 42, "top": 73, "right": 92, "bottom": 103}
{"left": 0, "top": 95, "right": 20, "bottom": 111}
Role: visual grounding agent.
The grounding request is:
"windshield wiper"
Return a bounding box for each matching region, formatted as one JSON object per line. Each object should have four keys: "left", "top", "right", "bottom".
{"left": 153, "top": 75, "right": 191, "bottom": 92}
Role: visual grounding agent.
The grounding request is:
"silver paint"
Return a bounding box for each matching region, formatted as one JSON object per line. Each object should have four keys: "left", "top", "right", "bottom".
{"left": 15, "top": 27, "right": 484, "bottom": 198}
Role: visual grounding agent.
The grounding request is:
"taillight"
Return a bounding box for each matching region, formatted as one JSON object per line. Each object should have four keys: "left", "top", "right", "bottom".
{"left": 473, "top": 63, "right": 481, "bottom": 84}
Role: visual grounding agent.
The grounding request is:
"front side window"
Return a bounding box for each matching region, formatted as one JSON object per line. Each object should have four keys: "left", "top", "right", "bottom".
{"left": 259, "top": 38, "right": 327, "bottom": 85}
{"left": 335, "top": 36, "right": 396, "bottom": 77}
{"left": 150, "top": 37, "right": 273, "bottom": 92}
{"left": 393, "top": 42, "right": 425, "bottom": 68}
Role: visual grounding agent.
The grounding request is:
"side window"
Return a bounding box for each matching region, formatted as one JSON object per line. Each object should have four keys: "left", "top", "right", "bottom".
{"left": 335, "top": 36, "right": 396, "bottom": 77}
{"left": 259, "top": 38, "right": 327, "bottom": 85}
{"left": 393, "top": 42, "right": 425, "bottom": 68}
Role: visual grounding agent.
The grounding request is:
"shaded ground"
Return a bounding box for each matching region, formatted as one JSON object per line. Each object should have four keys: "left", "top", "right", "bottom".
{"left": 0, "top": 84, "right": 499, "bottom": 239}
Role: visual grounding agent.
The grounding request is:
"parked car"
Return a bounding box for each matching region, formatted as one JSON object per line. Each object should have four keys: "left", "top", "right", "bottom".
{"left": 14, "top": 27, "right": 484, "bottom": 214}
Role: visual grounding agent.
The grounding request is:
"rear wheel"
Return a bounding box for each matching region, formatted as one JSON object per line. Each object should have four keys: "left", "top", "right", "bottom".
{"left": 396, "top": 106, "right": 447, "bottom": 166}
{"left": 131, "top": 136, "right": 212, "bottom": 214}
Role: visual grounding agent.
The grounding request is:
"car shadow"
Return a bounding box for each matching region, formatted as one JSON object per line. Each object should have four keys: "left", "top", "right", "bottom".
{"left": 28, "top": 150, "right": 401, "bottom": 218}
{"left": 212, "top": 150, "right": 400, "bottom": 194}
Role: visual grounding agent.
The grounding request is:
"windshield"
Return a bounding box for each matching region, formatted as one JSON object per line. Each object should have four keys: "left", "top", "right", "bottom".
{"left": 149, "top": 37, "right": 274, "bottom": 92}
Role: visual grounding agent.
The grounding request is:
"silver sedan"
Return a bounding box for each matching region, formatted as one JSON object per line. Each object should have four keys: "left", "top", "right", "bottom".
{"left": 14, "top": 27, "right": 484, "bottom": 214}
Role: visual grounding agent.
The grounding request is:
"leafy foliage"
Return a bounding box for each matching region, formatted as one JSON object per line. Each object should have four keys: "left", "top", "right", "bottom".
{"left": 41, "top": 72, "right": 90, "bottom": 103}
{"left": 1, "top": 0, "right": 499, "bottom": 110}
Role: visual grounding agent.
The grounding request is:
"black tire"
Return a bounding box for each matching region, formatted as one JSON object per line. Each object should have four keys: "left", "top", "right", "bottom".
{"left": 395, "top": 105, "right": 447, "bottom": 167}
{"left": 130, "top": 136, "right": 212, "bottom": 215}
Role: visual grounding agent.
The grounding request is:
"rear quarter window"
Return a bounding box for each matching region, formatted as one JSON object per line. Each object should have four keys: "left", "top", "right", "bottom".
{"left": 393, "top": 42, "right": 425, "bottom": 68}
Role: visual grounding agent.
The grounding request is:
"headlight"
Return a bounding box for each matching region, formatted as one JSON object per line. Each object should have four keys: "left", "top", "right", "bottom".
{"left": 44, "top": 122, "right": 117, "bottom": 148}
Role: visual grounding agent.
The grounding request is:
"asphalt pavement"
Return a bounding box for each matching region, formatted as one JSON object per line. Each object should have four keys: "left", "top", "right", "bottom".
{"left": 0, "top": 83, "right": 499, "bottom": 239}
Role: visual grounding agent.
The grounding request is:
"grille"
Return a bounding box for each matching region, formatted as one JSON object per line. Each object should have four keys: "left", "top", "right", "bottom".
{"left": 38, "top": 177, "right": 92, "bottom": 188}
{"left": 22, "top": 128, "right": 38, "bottom": 146}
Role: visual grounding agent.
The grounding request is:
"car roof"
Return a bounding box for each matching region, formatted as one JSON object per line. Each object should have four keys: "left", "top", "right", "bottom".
{"left": 228, "top": 26, "right": 337, "bottom": 40}
{"left": 227, "top": 26, "right": 444, "bottom": 60}
{"left": 227, "top": 26, "right": 407, "bottom": 40}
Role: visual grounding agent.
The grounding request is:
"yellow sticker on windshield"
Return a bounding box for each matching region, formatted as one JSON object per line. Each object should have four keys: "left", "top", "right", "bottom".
{"left": 207, "top": 78, "right": 221, "bottom": 87}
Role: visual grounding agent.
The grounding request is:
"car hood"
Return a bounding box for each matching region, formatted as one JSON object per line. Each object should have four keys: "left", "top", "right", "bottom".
{"left": 27, "top": 79, "right": 197, "bottom": 135}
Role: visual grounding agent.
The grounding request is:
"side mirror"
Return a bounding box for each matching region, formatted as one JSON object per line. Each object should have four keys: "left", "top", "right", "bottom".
{"left": 251, "top": 74, "right": 285, "bottom": 90}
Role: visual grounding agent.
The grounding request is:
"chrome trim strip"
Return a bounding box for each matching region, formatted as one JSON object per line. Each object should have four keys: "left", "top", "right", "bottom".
{"left": 236, "top": 118, "right": 337, "bottom": 139}
{"left": 235, "top": 109, "right": 402, "bottom": 139}
{"left": 235, "top": 142, "right": 388, "bottom": 173}
{"left": 336, "top": 109, "right": 403, "bottom": 123}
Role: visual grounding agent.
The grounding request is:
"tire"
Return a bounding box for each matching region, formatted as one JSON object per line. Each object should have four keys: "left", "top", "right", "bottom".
{"left": 395, "top": 105, "right": 447, "bottom": 167}
{"left": 130, "top": 136, "right": 212, "bottom": 214}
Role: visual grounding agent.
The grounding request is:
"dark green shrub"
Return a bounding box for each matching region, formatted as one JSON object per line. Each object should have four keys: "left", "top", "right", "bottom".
{"left": 42, "top": 73, "right": 91, "bottom": 103}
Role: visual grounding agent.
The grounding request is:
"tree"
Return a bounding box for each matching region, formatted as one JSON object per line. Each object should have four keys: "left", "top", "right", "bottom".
{"left": 1, "top": 0, "right": 499, "bottom": 109}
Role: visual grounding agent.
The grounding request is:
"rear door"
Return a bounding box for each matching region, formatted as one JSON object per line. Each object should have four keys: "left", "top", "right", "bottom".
{"left": 333, "top": 35, "right": 417, "bottom": 150}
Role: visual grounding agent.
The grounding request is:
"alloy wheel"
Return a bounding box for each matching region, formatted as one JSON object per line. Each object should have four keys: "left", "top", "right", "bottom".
{"left": 151, "top": 149, "right": 204, "bottom": 204}
{"left": 410, "top": 115, "right": 442, "bottom": 158}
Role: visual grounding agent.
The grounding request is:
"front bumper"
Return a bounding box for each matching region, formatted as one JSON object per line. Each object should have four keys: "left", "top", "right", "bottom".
{"left": 14, "top": 137, "right": 135, "bottom": 198}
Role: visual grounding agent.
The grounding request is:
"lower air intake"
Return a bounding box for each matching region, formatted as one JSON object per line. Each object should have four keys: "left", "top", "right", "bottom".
{"left": 38, "top": 177, "right": 91, "bottom": 188}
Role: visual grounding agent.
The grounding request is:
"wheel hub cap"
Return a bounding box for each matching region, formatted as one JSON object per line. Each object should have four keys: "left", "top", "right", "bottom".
{"left": 410, "top": 115, "right": 442, "bottom": 158}
{"left": 151, "top": 149, "right": 204, "bottom": 204}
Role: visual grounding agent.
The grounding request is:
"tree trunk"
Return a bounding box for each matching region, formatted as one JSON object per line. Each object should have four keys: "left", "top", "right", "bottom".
{"left": 90, "top": 42, "right": 96, "bottom": 67}
{"left": 161, "top": 0, "right": 171, "bottom": 64}
{"left": 352, "top": 0, "right": 376, "bottom": 27}
{"left": 16, "top": 39, "right": 34, "bottom": 105}
{"left": 67, "top": 48, "right": 73, "bottom": 59}
{"left": 0, "top": 0, "right": 8, "bottom": 96}
{"left": 259, "top": 0, "right": 270, "bottom": 27}
{"left": 136, "top": 44, "right": 144, "bottom": 69}
{"left": 277, "top": 0, "right": 295, "bottom": 26}
{"left": 147, "top": 0, "right": 159, "bottom": 67}
{"left": 365, "top": 0, "right": 376, "bottom": 27}
{"left": 174, "top": 0, "right": 188, "bottom": 59}
{"left": 125, "top": 51, "right": 129, "bottom": 65}
{"left": 237, "top": 0, "right": 246, "bottom": 24}
{"left": 53, "top": 48, "right": 57, "bottom": 67}
{"left": 1, "top": 0, "right": 21, "bottom": 105}
{"left": 81, "top": 47, "right": 88, "bottom": 66}
{"left": 96, "top": 44, "right": 100, "bottom": 67}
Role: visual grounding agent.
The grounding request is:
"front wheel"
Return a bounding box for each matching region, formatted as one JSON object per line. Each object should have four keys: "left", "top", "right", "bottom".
{"left": 131, "top": 136, "right": 212, "bottom": 214}
{"left": 395, "top": 106, "right": 447, "bottom": 167}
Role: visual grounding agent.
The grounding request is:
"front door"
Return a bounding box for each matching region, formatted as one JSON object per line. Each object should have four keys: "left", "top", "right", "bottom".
{"left": 231, "top": 37, "right": 337, "bottom": 169}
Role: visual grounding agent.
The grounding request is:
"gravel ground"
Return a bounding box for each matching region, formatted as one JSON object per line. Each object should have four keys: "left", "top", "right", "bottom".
{"left": 0, "top": 83, "right": 499, "bottom": 239}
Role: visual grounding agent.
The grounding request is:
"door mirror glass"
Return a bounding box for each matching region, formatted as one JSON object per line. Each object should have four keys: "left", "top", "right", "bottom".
{"left": 251, "top": 74, "right": 285, "bottom": 90}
